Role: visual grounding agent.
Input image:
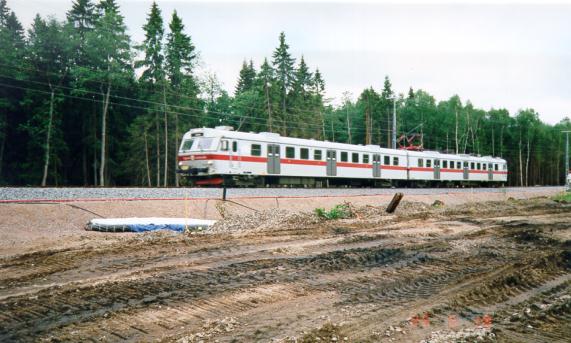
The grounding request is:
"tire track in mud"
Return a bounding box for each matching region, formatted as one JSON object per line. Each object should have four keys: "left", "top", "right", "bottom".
{"left": 0, "top": 199, "right": 569, "bottom": 342}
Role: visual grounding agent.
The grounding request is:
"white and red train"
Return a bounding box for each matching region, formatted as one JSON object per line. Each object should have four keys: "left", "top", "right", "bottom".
{"left": 177, "top": 126, "right": 508, "bottom": 187}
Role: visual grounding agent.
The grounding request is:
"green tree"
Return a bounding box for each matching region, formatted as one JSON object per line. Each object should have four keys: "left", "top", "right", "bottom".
{"left": 78, "top": 0, "right": 133, "bottom": 186}
{"left": 272, "top": 32, "right": 295, "bottom": 135}
{"left": 0, "top": 4, "right": 25, "bottom": 183}
{"left": 235, "top": 59, "right": 256, "bottom": 96}
{"left": 23, "top": 15, "right": 71, "bottom": 186}
{"left": 164, "top": 9, "right": 199, "bottom": 186}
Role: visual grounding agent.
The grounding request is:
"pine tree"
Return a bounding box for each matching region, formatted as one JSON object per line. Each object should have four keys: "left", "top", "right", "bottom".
{"left": 257, "top": 58, "right": 276, "bottom": 132}
{"left": 136, "top": 1, "right": 167, "bottom": 186}
{"left": 235, "top": 59, "right": 256, "bottom": 96}
{"left": 24, "top": 15, "right": 71, "bottom": 186}
{"left": 137, "top": 1, "right": 164, "bottom": 84}
{"left": 82, "top": 0, "right": 132, "bottom": 186}
{"left": 165, "top": 10, "right": 196, "bottom": 88}
{"left": 165, "top": 10, "right": 198, "bottom": 186}
{"left": 0, "top": 0, "right": 9, "bottom": 26}
{"left": 313, "top": 68, "right": 326, "bottom": 138}
{"left": 66, "top": 0, "right": 96, "bottom": 185}
{"left": 381, "top": 76, "right": 393, "bottom": 147}
{"left": 0, "top": 4, "right": 25, "bottom": 183}
{"left": 271, "top": 32, "right": 295, "bottom": 135}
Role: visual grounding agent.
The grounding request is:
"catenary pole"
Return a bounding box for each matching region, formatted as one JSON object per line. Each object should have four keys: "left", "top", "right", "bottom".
{"left": 392, "top": 96, "right": 397, "bottom": 149}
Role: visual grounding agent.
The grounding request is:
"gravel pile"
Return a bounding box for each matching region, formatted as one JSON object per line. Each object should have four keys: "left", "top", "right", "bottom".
{"left": 420, "top": 327, "right": 495, "bottom": 342}
{"left": 208, "top": 209, "right": 322, "bottom": 234}
{"left": 0, "top": 186, "right": 562, "bottom": 202}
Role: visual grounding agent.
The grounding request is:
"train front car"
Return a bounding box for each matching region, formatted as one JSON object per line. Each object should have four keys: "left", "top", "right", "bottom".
{"left": 177, "top": 127, "right": 225, "bottom": 186}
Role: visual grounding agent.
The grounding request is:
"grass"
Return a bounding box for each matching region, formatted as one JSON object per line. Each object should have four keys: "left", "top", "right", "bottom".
{"left": 314, "top": 203, "right": 353, "bottom": 220}
{"left": 552, "top": 192, "right": 571, "bottom": 203}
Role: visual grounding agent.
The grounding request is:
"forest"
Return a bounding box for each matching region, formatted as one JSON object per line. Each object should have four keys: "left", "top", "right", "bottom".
{"left": 0, "top": 0, "right": 569, "bottom": 187}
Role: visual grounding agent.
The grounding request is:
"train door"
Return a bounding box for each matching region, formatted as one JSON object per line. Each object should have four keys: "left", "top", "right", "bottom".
{"left": 434, "top": 159, "right": 441, "bottom": 180}
{"left": 488, "top": 163, "right": 493, "bottom": 181}
{"left": 267, "top": 144, "right": 281, "bottom": 174}
{"left": 372, "top": 154, "right": 381, "bottom": 177}
{"left": 463, "top": 161, "right": 469, "bottom": 180}
{"left": 326, "top": 150, "right": 337, "bottom": 176}
{"left": 229, "top": 141, "right": 240, "bottom": 170}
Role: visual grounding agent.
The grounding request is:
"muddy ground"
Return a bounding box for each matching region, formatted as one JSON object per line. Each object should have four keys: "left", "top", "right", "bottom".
{"left": 0, "top": 197, "right": 569, "bottom": 342}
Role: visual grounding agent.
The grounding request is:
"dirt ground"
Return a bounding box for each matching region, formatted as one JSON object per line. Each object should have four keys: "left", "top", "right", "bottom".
{"left": 0, "top": 196, "right": 570, "bottom": 342}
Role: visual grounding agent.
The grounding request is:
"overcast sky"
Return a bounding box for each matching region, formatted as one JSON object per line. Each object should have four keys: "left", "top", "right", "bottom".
{"left": 10, "top": 0, "right": 571, "bottom": 124}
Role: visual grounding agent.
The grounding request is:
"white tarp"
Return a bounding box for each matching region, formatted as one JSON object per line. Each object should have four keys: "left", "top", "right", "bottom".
{"left": 86, "top": 217, "right": 216, "bottom": 232}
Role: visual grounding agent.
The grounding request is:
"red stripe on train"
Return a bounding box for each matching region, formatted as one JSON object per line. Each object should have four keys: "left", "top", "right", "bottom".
{"left": 178, "top": 154, "right": 508, "bottom": 174}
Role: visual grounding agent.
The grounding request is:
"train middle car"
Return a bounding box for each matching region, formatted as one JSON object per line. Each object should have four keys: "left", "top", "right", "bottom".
{"left": 177, "top": 126, "right": 508, "bottom": 187}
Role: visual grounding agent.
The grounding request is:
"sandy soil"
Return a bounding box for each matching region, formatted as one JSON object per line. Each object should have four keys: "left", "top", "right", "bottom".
{"left": 0, "top": 194, "right": 569, "bottom": 342}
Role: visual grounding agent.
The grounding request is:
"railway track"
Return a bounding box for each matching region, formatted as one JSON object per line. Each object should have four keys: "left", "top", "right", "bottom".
{"left": 0, "top": 186, "right": 564, "bottom": 202}
{"left": 0, "top": 198, "right": 569, "bottom": 342}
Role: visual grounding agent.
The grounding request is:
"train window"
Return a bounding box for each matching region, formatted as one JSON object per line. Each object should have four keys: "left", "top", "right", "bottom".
{"left": 494, "top": 164, "right": 498, "bottom": 171}
{"left": 363, "top": 154, "right": 369, "bottom": 164}
{"left": 443, "top": 160, "right": 448, "bottom": 168}
{"left": 450, "top": 161, "right": 455, "bottom": 169}
{"left": 418, "top": 158, "right": 423, "bottom": 167}
{"left": 393, "top": 157, "right": 399, "bottom": 166}
{"left": 341, "top": 152, "right": 348, "bottom": 162}
{"left": 181, "top": 139, "right": 194, "bottom": 151}
{"left": 352, "top": 153, "right": 359, "bottom": 163}
{"left": 251, "top": 144, "right": 261, "bottom": 156}
{"left": 503, "top": 164, "right": 507, "bottom": 170}
{"left": 300, "top": 148, "right": 309, "bottom": 160}
{"left": 384, "top": 156, "right": 390, "bottom": 165}
{"left": 483, "top": 163, "right": 487, "bottom": 170}
{"left": 286, "top": 146, "right": 295, "bottom": 158}
{"left": 477, "top": 163, "right": 481, "bottom": 170}
{"left": 435, "top": 160, "right": 440, "bottom": 167}
{"left": 314, "top": 150, "right": 322, "bottom": 160}
{"left": 426, "top": 159, "right": 432, "bottom": 168}
{"left": 463, "top": 161, "right": 468, "bottom": 168}
{"left": 470, "top": 162, "right": 475, "bottom": 170}
{"left": 220, "top": 140, "right": 229, "bottom": 151}
{"left": 232, "top": 141, "right": 238, "bottom": 152}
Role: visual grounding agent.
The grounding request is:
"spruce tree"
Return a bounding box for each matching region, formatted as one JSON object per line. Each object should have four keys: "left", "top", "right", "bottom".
{"left": 82, "top": 0, "right": 132, "bottom": 186}
{"left": 381, "top": 76, "right": 393, "bottom": 146}
{"left": 137, "top": 1, "right": 164, "bottom": 84}
{"left": 235, "top": 59, "right": 256, "bottom": 96}
{"left": 0, "top": 4, "right": 25, "bottom": 183}
{"left": 66, "top": 0, "right": 96, "bottom": 185}
{"left": 257, "top": 58, "right": 276, "bottom": 132}
{"left": 165, "top": 10, "right": 198, "bottom": 186}
{"left": 271, "top": 32, "right": 295, "bottom": 134}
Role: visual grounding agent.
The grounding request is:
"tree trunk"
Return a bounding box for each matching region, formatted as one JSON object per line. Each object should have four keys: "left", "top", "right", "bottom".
{"left": 144, "top": 129, "right": 151, "bottom": 187}
{"left": 0, "top": 124, "right": 6, "bottom": 181}
{"left": 519, "top": 133, "right": 524, "bottom": 187}
{"left": 155, "top": 111, "right": 161, "bottom": 187}
{"left": 99, "top": 83, "right": 111, "bottom": 187}
{"left": 525, "top": 135, "right": 531, "bottom": 186}
{"left": 365, "top": 96, "right": 371, "bottom": 145}
{"left": 455, "top": 108, "right": 459, "bottom": 154}
{"left": 174, "top": 113, "right": 180, "bottom": 187}
{"left": 346, "top": 105, "right": 352, "bottom": 144}
{"left": 41, "top": 89, "right": 55, "bottom": 187}
{"left": 265, "top": 81, "right": 272, "bottom": 132}
{"left": 163, "top": 85, "right": 168, "bottom": 187}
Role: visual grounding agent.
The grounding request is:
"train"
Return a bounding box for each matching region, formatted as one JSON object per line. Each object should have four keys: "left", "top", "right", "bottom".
{"left": 176, "top": 126, "right": 508, "bottom": 187}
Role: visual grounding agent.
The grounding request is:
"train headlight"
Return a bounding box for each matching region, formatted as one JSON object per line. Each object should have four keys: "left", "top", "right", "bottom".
{"left": 207, "top": 161, "right": 213, "bottom": 165}
{"left": 180, "top": 165, "right": 190, "bottom": 171}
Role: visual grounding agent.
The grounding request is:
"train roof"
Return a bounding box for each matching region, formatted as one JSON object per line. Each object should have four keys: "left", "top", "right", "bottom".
{"left": 183, "top": 127, "right": 506, "bottom": 163}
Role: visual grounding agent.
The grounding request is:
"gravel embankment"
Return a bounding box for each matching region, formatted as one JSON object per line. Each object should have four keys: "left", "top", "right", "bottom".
{"left": 0, "top": 186, "right": 564, "bottom": 202}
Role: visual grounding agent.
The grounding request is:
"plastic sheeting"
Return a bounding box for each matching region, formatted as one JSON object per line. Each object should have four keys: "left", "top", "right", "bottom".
{"left": 86, "top": 217, "right": 216, "bottom": 233}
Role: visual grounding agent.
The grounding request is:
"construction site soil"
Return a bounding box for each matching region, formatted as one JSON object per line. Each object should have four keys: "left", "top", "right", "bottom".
{"left": 0, "top": 197, "right": 570, "bottom": 342}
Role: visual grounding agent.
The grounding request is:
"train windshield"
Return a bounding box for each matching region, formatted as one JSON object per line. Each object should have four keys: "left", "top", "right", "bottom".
{"left": 180, "top": 139, "right": 194, "bottom": 151}
{"left": 193, "top": 137, "right": 217, "bottom": 151}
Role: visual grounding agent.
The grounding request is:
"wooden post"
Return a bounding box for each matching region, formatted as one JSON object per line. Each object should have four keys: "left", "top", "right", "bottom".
{"left": 386, "top": 192, "right": 404, "bottom": 213}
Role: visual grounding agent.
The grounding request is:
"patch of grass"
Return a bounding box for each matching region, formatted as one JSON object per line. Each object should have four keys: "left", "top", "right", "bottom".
{"left": 553, "top": 192, "right": 571, "bottom": 203}
{"left": 314, "top": 203, "right": 353, "bottom": 220}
